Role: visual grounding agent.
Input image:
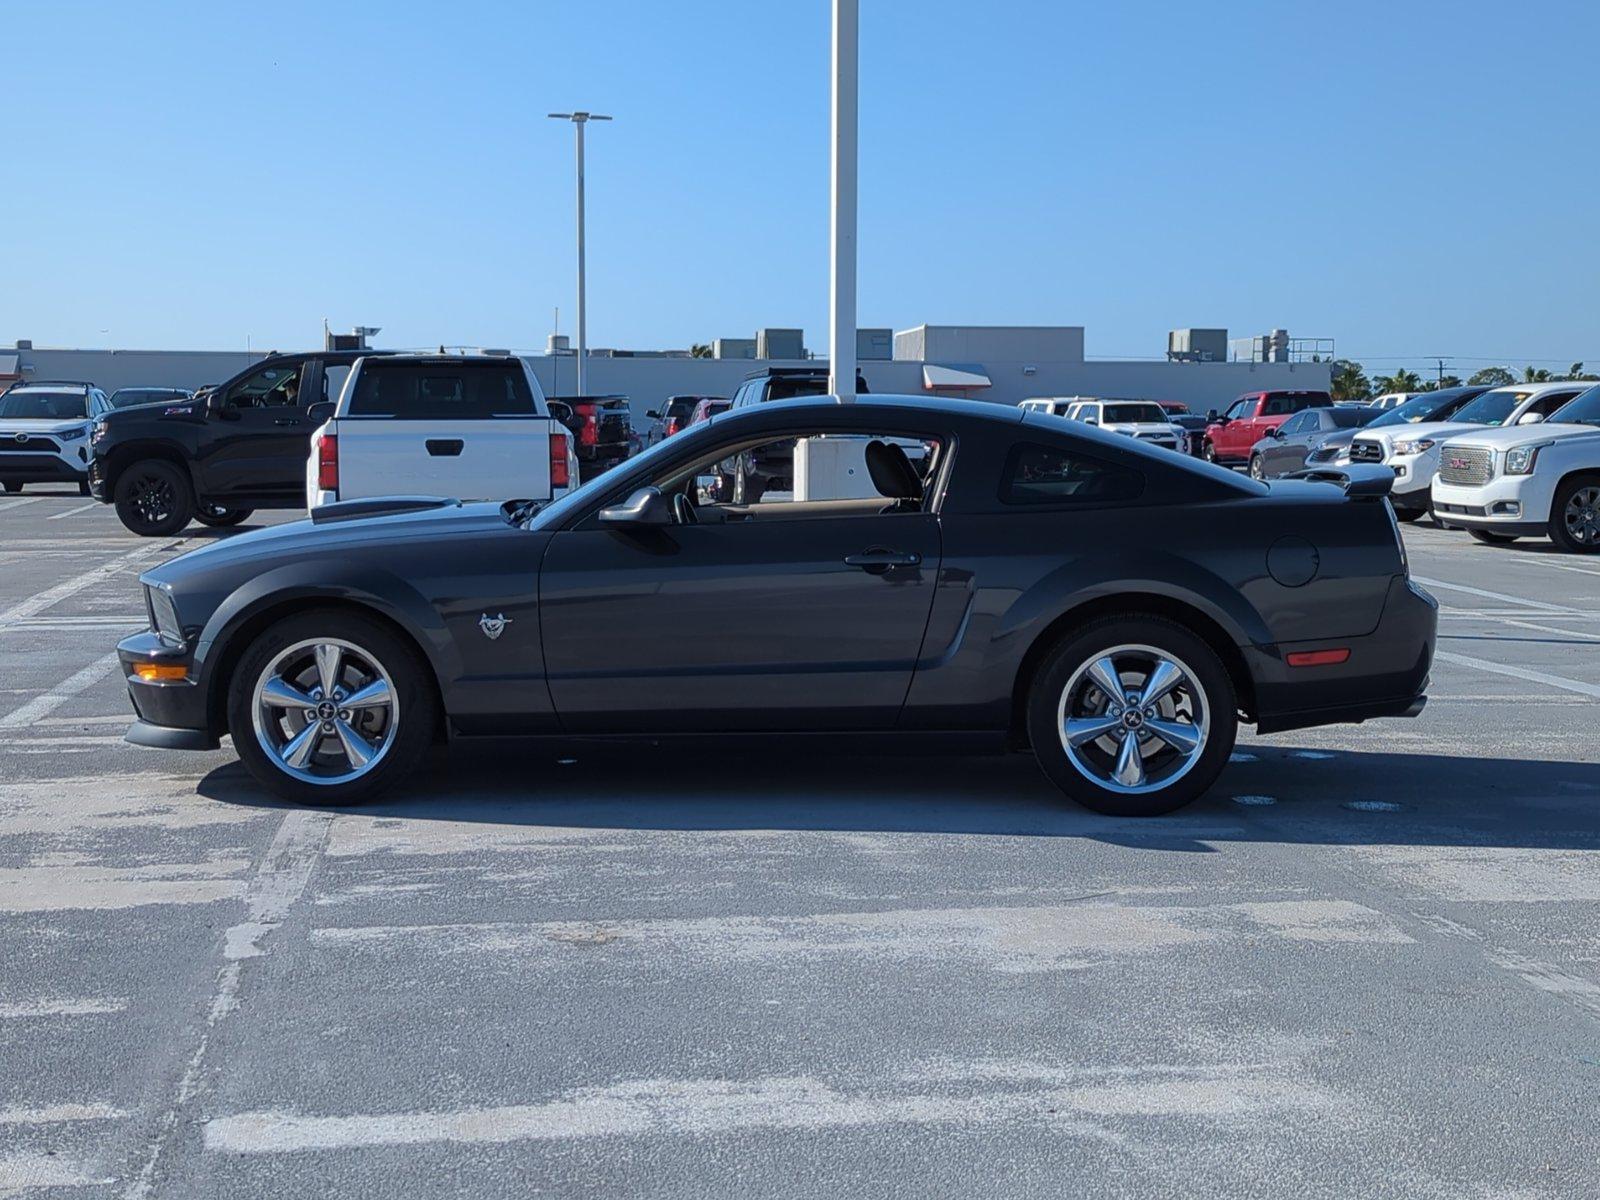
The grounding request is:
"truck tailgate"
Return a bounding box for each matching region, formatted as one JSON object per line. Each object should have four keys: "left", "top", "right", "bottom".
{"left": 336, "top": 417, "right": 557, "bottom": 502}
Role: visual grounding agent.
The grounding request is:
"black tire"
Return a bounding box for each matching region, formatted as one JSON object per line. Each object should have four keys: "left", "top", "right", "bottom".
{"left": 1394, "top": 508, "right": 1424, "bottom": 523}
{"left": 2, "top": 480, "right": 21, "bottom": 493}
{"left": 194, "top": 506, "right": 254, "bottom": 528}
{"left": 1248, "top": 454, "right": 1266, "bottom": 481}
{"left": 1468, "top": 529, "right": 1519, "bottom": 545}
{"left": 78, "top": 479, "right": 91, "bottom": 496}
{"left": 226, "top": 608, "right": 438, "bottom": 806}
{"left": 1201, "top": 440, "right": 1217, "bottom": 464}
{"left": 113, "top": 459, "right": 195, "bottom": 537}
{"left": 1026, "top": 616, "right": 1238, "bottom": 817}
{"left": 1549, "top": 474, "right": 1600, "bottom": 554}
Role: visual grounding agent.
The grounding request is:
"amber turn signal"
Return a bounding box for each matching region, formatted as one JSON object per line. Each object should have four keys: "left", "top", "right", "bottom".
{"left": 132, "top": 663, "right": 188, "bottom": 683}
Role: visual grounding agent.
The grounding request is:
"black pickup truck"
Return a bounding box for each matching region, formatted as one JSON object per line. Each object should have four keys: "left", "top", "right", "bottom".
{"left": 89, "top": 351, "right": 377, "bottom": 536}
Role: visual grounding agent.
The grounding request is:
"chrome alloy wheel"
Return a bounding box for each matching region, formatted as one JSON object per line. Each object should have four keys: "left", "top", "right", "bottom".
{"left": 1564, "top": 485, "right": 1600, "bottom": 547}
{"left": 250, "top": 637, "right": 397, "bottom": 786}
{"left": 1056, "top": 644, "right": 1210, "bottom": 795}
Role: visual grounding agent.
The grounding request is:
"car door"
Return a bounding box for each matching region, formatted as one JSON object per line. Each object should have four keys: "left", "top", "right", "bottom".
{"left": 538, "top": 419, "right": 946, "bottom": 733}
{"left": 1268, "top": 411, "right": 1315, "bottom": 473}
{"left": 1217, "top": 397, "right": 1259, "bottom": 457}
{"left": 197, "top": 359, "right": 317, "bottom": 501}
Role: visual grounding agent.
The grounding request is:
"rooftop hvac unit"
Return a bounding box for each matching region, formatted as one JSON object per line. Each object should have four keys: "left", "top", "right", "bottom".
{"left": 756, "top": 328, "right": 804, "bottom": 360}
{"left": 1167, "top": 328, "right": 1227, "bottom": 363}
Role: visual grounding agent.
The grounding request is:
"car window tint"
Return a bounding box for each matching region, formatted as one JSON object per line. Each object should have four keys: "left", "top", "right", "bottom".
{"left": 1531, "top": 391, "right": 1579, "bottom": 416}
{"left": 225, "top": 363, "right": 302, "bottom": 408}
{"left": 1225, "top": 398, "right": 1254, "bottom": 419}
{"left": 999, "top": 442, "right": 1144, "bottom": 505}
{"left": 348, "top": 363, "right": 536, "bottom": 419}
{"left": 321, "top": 364, "right": 352, "bottom": 405}
{"left": 1278, "top": 412, "right": 1309, "bottom": 435}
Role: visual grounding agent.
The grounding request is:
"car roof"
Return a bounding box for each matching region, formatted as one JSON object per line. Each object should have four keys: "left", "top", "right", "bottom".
{"left": 9, "top": 380, "right": 93, "bottom": 392}
{"left": 1482, "top": 380, "right": 1587, "bottom": 396}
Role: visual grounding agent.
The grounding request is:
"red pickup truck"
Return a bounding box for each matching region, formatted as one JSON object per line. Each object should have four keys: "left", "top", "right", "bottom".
{"left": 1202, "top": 390, "right": 1333, "bottom": 466}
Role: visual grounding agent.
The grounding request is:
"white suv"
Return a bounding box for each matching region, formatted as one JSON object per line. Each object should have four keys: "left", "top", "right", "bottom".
{"left": 1031, "top": 397, "right": 1184, "bottom": 453}
{"left": 1432, "top": 384, "right": 1600, "bottom": 552}
{"left": 1345, "top": 381, "right": 1587, "bottom": 521}
{"left": 0, "top": 381, "right": 111, "bottom": 495}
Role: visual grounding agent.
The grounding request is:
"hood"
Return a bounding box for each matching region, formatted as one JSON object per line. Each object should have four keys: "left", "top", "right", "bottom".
{"left": 1104, "top": 422, "right": 1179, "bottom": 435}
{"left": 1440, "top": 423, "right": 1600, "bottom": 452}
{"left": 145, "top": 499, "right": 512, "bottom": 587}
{"left": 97, "top": 401, "right": 204, "bottom": 428}
{"left": 0, "top": 416, "right": 93, "bottom": 433}
{"left": 1357, "top": 419, "right": 1494, "bottom": 448}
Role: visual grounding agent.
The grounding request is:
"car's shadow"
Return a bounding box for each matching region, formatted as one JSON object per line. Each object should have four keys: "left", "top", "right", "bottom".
{"left": 196, "top": 743, "right": 1600, "bottom": 853}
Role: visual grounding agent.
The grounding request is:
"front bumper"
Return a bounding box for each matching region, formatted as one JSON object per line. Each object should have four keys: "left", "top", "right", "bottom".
{"left": 0, "top": 453, "right": 87, "bottom": 482}
{"left": 1249, "top": 574, "right": 1436, "bottom": 734}
{"left": 1431, "top": 475, "right": 1551, "bottom": 535}
{"left": 118, "top": 631, "right": 220, "bottom": 750}
{"left": 1385, "top": 450, "right": 1436, "bottom": 506}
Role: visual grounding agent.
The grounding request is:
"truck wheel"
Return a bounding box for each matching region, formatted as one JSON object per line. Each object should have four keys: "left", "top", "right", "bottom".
{"left": 1468, "top": 529, "right": 1518, "bottom": 545}
{"left": 2, "top": 480, "right": 21, "bottom": 493}
{"left": 1201, "top": 440, "right": 1217, "bottom": 464}
{"left": 227, "top": 609, "right": 438, "bottom": 806}
{"left": 194, "top": 506, "right": 254, "bottom": 528}
{"left": 1248, "top": 454, "right": 1266, "bottom": 481}
{"left": 1550, "top": 475, "right": 1600, "bottom": 554}
{"left": 78, "top": 480, "right": 91, "bottom": 497}
{"left": 113, "top": 459, "right": 195, "bottom": 537}
{"left": 1027, "top": 616, "right": 1237, "bottom": 817}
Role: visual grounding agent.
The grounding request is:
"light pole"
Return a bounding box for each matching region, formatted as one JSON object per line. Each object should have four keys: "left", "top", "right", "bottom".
{"left": 828, "top": 0, "right": 858, "bottom": 402}
{"left": 548, "top": 111, "right": 611, "bottom": 396}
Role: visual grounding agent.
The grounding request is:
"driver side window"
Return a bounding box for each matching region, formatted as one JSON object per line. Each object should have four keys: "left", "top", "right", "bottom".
{"left": 1225, "top": 399, "right": 1254, "bottom": 419}
{"left": 224, "top": 363, "right": 302, "bottom": 409}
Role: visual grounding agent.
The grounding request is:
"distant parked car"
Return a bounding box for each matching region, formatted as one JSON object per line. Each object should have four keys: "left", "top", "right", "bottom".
{"left": 645, "top": 395, "right": 718, "bottom": 446}
{"left": 1060, "top": 399, "right": 1184, "bottom": 453}
{"left": 1201, "top": 390, "right": 1334, "bottom": 466}
{"left": 722, "top": 366, "right": 869, "bottom": 503}
{"left": 1155, "top": 401, "right": 1208, "bottom": 456}
{"left": 109, "top": 387, "right": 193, "bottom": 410}
{"left": 1367, "top": 392, "right": 1420, "bottom": 411}
{"left": 1348, "top": 381, "right": 1587, "bottom": 522}
{"left": 551, "top": 395, "right": 633, "bottom": 481}
{"left": 1432, "top": 384, "right": 1600, "bottom": 552}
{"left": 1248, "top": 406, "right": 1378, "bottom": 479}
{"left": 687, "top": 396, "right": 731, "bottom": 427}
{"left": 0, "top": 380, "right": 110, "bottom": 494}
{"left": 306, "top": 355, "right": 573, "bottom": 509}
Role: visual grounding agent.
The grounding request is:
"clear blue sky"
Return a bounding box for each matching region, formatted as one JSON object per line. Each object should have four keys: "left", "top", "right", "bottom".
{"left": 4, "top": 0, "right": 1596, "bottom": 374}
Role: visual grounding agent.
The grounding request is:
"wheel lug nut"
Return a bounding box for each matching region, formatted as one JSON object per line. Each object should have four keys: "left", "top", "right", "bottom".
{"left": 321, "top": 721, "right": 334, "bottom": 733}
{"left": 338, "top": 710, "right": 351, "bottom": 721}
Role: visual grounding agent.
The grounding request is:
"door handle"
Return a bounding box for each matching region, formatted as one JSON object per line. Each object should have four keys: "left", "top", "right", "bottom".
{"left": 273, "top": 417, "right": 302, "bottom": 427}
{"left": 426, "top": 439, "right": 465, "bottom": 457}
{"left": 845, "top": 549, "right": 921, "bottom": 571}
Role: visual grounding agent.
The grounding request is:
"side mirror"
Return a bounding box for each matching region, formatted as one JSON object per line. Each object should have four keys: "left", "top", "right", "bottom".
{"left": 599, "top": 486, "right": 672, "bottom": 526}
{"left": 1270, "top": 426, "right": 1285, "bottom": 438}
{"left": 1206, "top": 409, "right": 1220, "bottom": 422}
{"left": 1517, "top": 411, "right": 1546, "bottom": 425}
{"left": 306, "top": 401, "right": 335, "bottom": 424}
{"left": 206, "top": 392, "right": 239, "bottom": 420}
{"left": 646, "top": 409, "right": 661, "bottom": 420}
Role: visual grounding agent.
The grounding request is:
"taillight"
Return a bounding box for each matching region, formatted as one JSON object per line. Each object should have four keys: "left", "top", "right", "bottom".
{"left": 664, "top": 418, "right": 680, "bottom": 436}
{"left": 317, "top": 433, "right": 339, "bottom": 492}
{"left": 579, "top": 419, "right": 598, "bottom": 446}
{"left": 550, "top": 433, "right": 569, "bottom": 488}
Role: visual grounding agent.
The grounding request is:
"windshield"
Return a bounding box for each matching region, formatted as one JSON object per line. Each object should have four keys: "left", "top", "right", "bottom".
{"left": 1103, "top": 403, "right": 1169, "bottom": 424}
{"left": 520, "top": 421, "right": 717, "bottom": 529}
{"left": 1549, "top": 384, "right": 1600, "bottom": 427}
{"left": 110, "top": 388, "right": 188, "bottom": 408}
{"left": 1330, "top": 407, "right": 1379, "bottom": 429}
{"left": 1368, "top": 397, "right": 1443, "bottom": 428}
{"left": 1450, "top": 389, "right": 1530, "bottom": 427}
{"left": 0, "top": 390, "right": 88, "bottom": 420}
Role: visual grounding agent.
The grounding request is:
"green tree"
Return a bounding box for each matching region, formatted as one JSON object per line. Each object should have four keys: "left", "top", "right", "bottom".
{"left": 1330, "top": 360, "right": 1371, "bottom": 403}
{"left": 1560, "top": 361, "right": 1598, "bottom": 381}
{"left": 1522, "top": 366, "right": 1552, "bottom": 383}
{"left": 1423, "top": 375, "right": 1463, "bottom": 390}
{"left": 1373, "top": 368, "right": 1424, "bottom": 394}
{"left": 689, "top": 343, "right": 713, "bottom": 359}
{"left": 1467, "top": 367, "right": 1515, "bottom": 387}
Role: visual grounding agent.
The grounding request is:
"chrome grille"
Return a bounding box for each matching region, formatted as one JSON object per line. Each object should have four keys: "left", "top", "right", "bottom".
{"left": 1438, "top": 445, "right": 1493, "bottom": 486}
{"left": 1348, "top": 439, "right": 1384, "bottom": 464}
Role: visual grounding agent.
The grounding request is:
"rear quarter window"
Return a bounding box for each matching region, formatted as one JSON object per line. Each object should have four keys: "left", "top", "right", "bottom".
{"left": 999, "top": 442, "right": 1144, "bottom": 505}
{"left": 348, "top": 363, "right": 535, "bottom": 419}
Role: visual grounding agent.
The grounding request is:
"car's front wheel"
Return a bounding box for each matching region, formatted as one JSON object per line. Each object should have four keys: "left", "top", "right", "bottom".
{"left": 1201, "top": 440, "right": 1217, "bottom": 464}
{"left": 1550, "top": 475, "right": 1600, "bottom": 554}
{"left": 1027, "top": 617, "right": 1237, "bottom": 817}
{"left": 113, "top": 459, "right": 195, "bottom": 537}
{"left": 1248, "top": 454, "right": 1266, "bottom": 481}
{"left": 2, "top": 480, "right": 21, "bottom": 493}
{"left": 1468, "top": 529, "right": 1519, "bottom": 545}
{"left": 1394, "top": 508, "right": 1424, "bottom": 523}
{"left": 194, "top": 505, "right": 254, "bottom": 528}
{"left": 227, "top": 609, "right": 438, "bottom": 805}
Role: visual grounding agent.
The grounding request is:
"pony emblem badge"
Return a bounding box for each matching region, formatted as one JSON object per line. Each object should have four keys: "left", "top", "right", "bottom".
{"left": 479, "top": 613, "right": 512, "bottom": 640}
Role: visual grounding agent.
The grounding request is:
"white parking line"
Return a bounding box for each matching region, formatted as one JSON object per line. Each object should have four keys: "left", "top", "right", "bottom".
{"left": 0, "top": 653, "right": 123, "bottom": 729}
{"left": 46, "top": 502, "right": 101, "bottom": 520}
{"left": 0, "top": 496, "right": 41, "bottom": 514}
{"left": 1412, "top": 575, "right": 1575, "bottom": 614}
{"left": 1434, "top": 649, "right": 1600, "bottom": 701}
{"left": 0, "top": 539, "right": 173, "bottom": 629}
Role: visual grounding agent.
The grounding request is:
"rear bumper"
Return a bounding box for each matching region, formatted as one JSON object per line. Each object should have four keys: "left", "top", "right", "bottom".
{"left": 118, "top": 631, "right": 218, "bottom": 750}
{"left": 0, "top": 454, "right": 86, "bottom": 482}
{"left": 1249, "top": 574, "right": 1436, "bottom": 734}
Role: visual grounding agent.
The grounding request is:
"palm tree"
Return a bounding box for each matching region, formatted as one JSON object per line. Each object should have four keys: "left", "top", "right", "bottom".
{"left": 1424, "top": 375, "right": 1463, "bottom": 391}
{"left": 1468, "top": 367, "right": 1515, "bottom": 387}
{"left": 1330, "top": 360, "right": 1371, "bottom": 403}
{"left": 1522, "top": 366, "right": 1552, "bottom": 383}
{"left": 689, "top": 343, "right": 713, "bottom": 359}
{"left": 1561, "top": 362, "right": 1598, "bottom": 381}
{"left": 1373, "top": 368, "right": 1424, "bottom": 394}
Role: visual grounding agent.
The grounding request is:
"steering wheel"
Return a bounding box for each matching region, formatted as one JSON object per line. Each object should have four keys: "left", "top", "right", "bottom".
{"left": 672, "top": 491, "right": 699, "bottom": 525}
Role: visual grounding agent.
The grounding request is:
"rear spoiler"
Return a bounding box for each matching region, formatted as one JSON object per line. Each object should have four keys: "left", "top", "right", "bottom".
{"left": 1283, "top": 464, "right": 1394, "bottom": 499}
{"left": 311, "top": 496, "right": 459, "bottom": 525}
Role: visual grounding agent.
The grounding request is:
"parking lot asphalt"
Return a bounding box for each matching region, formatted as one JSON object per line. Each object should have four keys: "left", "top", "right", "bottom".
{"left": 1, "top": 485, "right": 1597, "bottom": 1198}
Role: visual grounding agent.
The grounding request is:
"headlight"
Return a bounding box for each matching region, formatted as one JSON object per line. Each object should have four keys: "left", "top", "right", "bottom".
{"left": 145, "top": 584, "right": 185, "bottom": 648}
{"left": 1392, "top": 439, "right": 1436, "bottom": 456}
{"left": 92, "top": 421, "right": 108, "bottom": 445}
{"left": 1504, "top": 445, "right": 1542, "bottom": 475}
{"left": 60, "top": 425, "right": 90, "bottom": 441}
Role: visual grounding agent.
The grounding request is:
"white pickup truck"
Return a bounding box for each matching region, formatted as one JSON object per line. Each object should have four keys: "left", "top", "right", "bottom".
{"left": 307, "top": 355, "right": 578, "bottom": 509}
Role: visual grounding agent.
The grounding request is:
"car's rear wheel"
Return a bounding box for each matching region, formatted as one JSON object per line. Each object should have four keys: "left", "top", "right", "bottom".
{"left": 227, "top": 609, "right": 437, "bottom": 805}
{"left": 1248, "top": 453, "right": 1266, "bottom": 481}
{"left": 1468, "top": 529, "right": 1519, "bottom": 545}
{"left": 113, "top": 459, "right": 194, "bottom": 537}
{"left": 1550, "top": 476, "right": 1600, "bottom": 554}
{"left": 194, "top": 505, "right": 254, "bottom": 528}
{"left": 2, "top": 480, "right": 21, "bottom": 493}
{"left": 1027, "top": 617, "right": 1237, "bottom": 817}
{"left": 1201, "top": 440, "right": 1217, "bottom": 463}
{"left": 1394, "top": 508, "right": 1424, "bottom": 523}
{"left": 78, "top": 480, "right": 90, "bottom": 496}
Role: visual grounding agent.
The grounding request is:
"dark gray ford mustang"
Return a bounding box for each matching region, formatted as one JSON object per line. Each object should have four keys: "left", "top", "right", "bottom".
{"left": 119, "top": 395, "right": 1434, "bottom": 816}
